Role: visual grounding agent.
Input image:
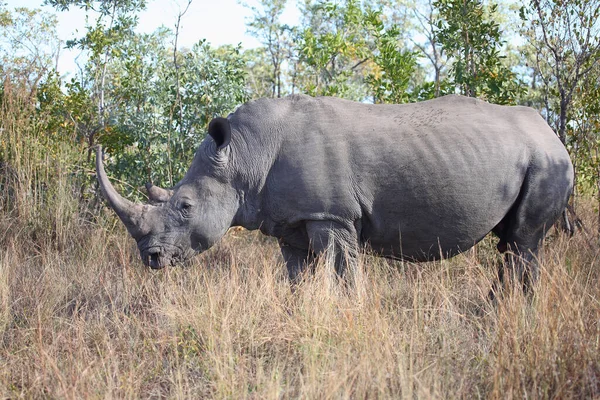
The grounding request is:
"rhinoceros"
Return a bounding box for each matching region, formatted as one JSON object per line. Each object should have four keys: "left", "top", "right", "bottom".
{"left": 96, "top": 94, "right": 573, "bottom": 289}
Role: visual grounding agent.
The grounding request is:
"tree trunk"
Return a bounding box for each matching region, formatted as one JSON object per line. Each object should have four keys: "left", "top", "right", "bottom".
{"left": 557, "top": 90, "right": 575, "bottom": 234}
{"left": 558, "top": 94, "right": 568, "bottom": 144}
{"left": 434, "top": 65, "right": 441, "bottom": 97}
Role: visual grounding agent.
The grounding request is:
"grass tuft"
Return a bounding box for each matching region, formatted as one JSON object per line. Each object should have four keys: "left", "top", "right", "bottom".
{"left": 1, "top": 81, "right": 599, "bottom": 398}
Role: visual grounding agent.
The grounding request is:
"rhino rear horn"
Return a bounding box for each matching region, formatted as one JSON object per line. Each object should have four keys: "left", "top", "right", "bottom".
{"left": 145, "top": 182, "right": 172, "bottom": 203}
{"left": 208, "top": 117, "right": 231, "bottom": 151}
{"left": 96, "top": 146, "right": 151, "bottom": 238}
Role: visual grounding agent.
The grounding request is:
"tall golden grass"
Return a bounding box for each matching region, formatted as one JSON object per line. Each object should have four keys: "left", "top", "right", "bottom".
{"left": 1, "top": 82, "right": 599, "bottom": 399}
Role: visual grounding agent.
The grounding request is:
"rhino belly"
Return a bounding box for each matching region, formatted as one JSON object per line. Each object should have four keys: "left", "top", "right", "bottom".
{"left": 362, "top": 217, "right": 495, "bottom": 261}
{"left": 359, "top": 187, "right": 518, "bottom": 262}
{"left": 364, "top": 228, "right": 487, "bottom": 261}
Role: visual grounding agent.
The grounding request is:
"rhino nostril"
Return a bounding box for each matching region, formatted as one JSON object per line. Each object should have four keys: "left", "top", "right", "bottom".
{"left": 147, "top": 250, "right": 164, "bottom": 269}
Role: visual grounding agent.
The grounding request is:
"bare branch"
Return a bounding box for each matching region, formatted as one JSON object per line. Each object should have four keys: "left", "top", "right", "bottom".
{"left": 351, "top": 58, "right": 369, "bottom": 71}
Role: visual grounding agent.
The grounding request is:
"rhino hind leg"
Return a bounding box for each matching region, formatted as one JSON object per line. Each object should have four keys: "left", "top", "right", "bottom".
{"left": 491, "top": 168, "right": 571, "bottom": 296}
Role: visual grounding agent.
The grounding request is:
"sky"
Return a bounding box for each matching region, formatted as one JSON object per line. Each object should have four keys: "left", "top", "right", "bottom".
{"left": 8, "top": 0, "right": 300, "bottom": 77}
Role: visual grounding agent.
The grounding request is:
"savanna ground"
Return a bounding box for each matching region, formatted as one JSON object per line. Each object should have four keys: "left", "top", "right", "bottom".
{"left": 0, "top": 89, "right": 599, "bottom": 399}
{"left": 1, "top": 165, "right": 600, "bottom": 399}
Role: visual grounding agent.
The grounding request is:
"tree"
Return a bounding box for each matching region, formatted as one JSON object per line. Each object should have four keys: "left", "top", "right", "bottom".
{"left": 434, "top": 0, "right": 524, "bottom": 104}
{"left": 520, "top": 0, "right": 600, "bottom": 145}
{"left": 104, "top": 37, "right": 248, "bottom": 191}
{"left": 0, "top": 6, "right": 97, "bottom": 214}
{"left": 47, "top": 0, "right": 248, "bottom": 192}
{"left": 365, "top": 10, "right": 418, "bottom": 103}
{"left": 0, "top": 5, "right": 64, "bottom": 158}
{"left": 410, "top": 0, "right": 447, "bottom": 97}
{"left": 564, "top": 57, "right": 600, "bottom": 230}
{"left": 296, "top": 0, "right": 372, "bottom": 99}
{"left": 288, "top": 1, "right": 420, "bottom": 102}
{"left": 244, "top": 47, "right": 278, "bottom": 99}
{"left": 245, "top": 0, "right": 290, "bottom": 98}
{"left": 47, "top": 0, "right": 146, "bottom": 160}
{"left": 0, "top": 6, "right": 61, "bottom": 99}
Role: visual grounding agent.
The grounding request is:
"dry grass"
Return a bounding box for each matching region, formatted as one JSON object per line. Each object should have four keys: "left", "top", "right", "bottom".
{"left": 1, "top": 197, "right": 599, "bottom": 398}
{"left": 1, "top": 83, "right": 599, "bottom": 399}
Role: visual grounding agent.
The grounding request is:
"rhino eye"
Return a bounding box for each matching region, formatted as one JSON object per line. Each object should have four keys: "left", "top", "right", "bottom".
{"left": 179, "top": 202, "right": 193, "bottom": 216}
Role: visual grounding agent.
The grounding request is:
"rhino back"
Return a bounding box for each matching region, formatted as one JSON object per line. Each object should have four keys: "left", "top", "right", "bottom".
{"left": 229, "top": 95, "right": 569, "bottom": 260}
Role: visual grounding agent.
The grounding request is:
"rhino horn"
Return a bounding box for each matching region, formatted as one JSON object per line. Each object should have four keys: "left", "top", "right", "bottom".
{"left": 96, "top": 146, "right": 150, "bottom": 238}
{"left": 145, "top": 182, "right": 172, "bottom": 203}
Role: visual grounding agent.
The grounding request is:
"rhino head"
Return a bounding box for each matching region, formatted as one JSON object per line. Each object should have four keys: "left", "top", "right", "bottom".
{"left": 96, "top": 117, "right": 240, "bottom": 269}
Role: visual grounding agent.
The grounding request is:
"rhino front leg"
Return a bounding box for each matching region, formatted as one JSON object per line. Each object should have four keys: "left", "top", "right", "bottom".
{"left": 279, "top": 240, "right": 315, "bottom": 282}
{"left": 305, "top": 220, "right": 359, "bottom": 281}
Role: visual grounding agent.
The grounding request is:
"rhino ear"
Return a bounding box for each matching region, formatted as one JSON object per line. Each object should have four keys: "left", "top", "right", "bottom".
{"left": 208, "top": 117, "right": 231, "bottom": 151}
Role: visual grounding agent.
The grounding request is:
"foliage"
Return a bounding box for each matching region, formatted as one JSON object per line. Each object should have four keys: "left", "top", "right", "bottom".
{"left": 568, "top": 61, "right": 600, "bottom": 196}
{"left": 434, "top": 0, "right": 525, "bottom": 104}
{"left": 295, "top": 0, "right": 420, "bottom": 103}
{"left": 40, "top": 0, "right": 248, "bottom": 193}
{"left": 365, "top": 10, "right": 418, "bottom": 103}
{"left": 41, "top": 0, "right": 148, "bottom": 176}
{"left": 244, "top": 47, "right": 277, "bottom": 99}
{"left": 519, "top": 0, "right": 600, "bottom": 143}
{"left": 3, "top": 0, "right": 599, "bottom": 206}
{"left": 0, "top": 6, "right": 60, "bottom": 94}
{"left": 245, "top": 0, "right": 291, "bottom": 98}
{"left": 103, "top": 37, "right": 248, "bottom": 190}
{"left": 409, "top": 0, "right": 448, "bottom": 98}
{"left": 409, "top": 79, "right": 455, "bottom": 101}
{"left": 3, "top": 2, "right": 600, "bottom": 396}
{"left": 296, "top": 0, "right": 373, "bottom": 99}
{"left": 0, "top": 5, "right": 92, "bottom": 209}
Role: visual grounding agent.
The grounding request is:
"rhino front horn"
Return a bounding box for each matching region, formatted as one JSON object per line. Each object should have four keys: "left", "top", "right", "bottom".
{"left": 96, "top": 146, "right": 151, "bottom": 238}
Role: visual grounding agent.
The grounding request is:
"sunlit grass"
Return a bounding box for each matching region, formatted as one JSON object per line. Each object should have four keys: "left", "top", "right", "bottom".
{"left": 1, "top": 83, "right": 599, "bottom": 398}
{"left": 1, "top": 202, "right": 599, "bottom": 398}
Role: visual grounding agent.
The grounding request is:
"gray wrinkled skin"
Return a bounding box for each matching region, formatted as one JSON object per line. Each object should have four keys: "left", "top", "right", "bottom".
{"left": 97, "top": 94, "right": 574, "bottom": 289}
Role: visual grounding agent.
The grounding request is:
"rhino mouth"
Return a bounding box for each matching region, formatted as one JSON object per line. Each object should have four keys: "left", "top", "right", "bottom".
{"left": 141, "top": 244, "right": 194, "bottom": 269}
{"left": 148, "top": 252, "right": 168, "bottom": 269}
{"left": 141, "top": 247, "right": 179, "bottom": 269}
